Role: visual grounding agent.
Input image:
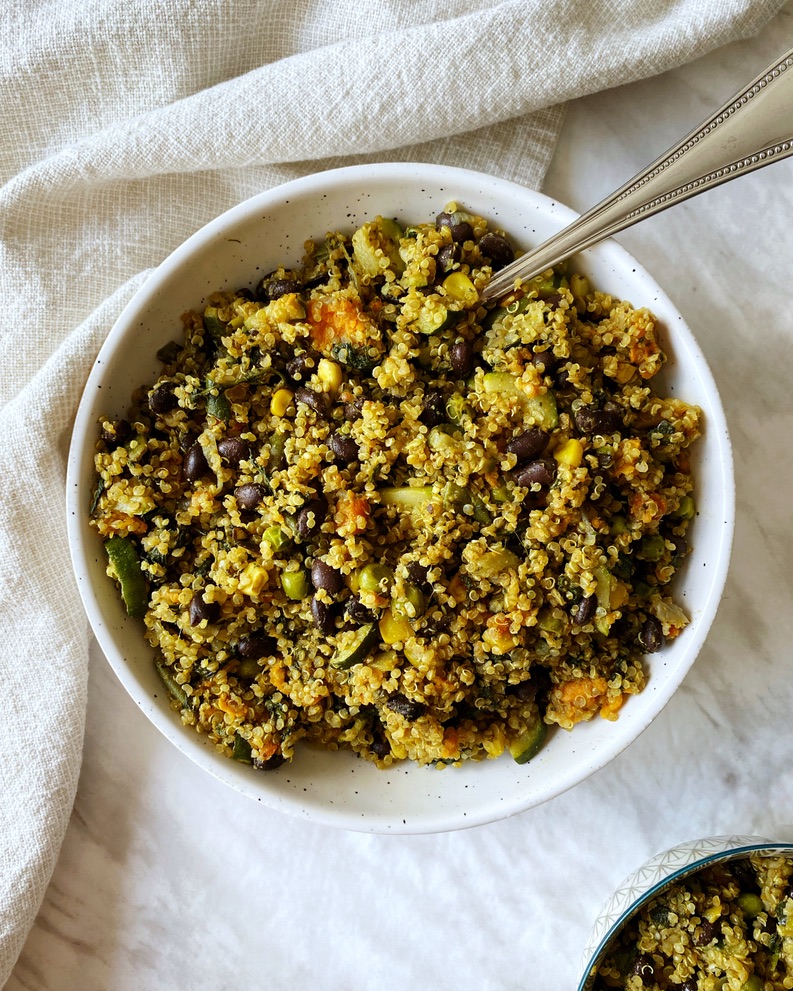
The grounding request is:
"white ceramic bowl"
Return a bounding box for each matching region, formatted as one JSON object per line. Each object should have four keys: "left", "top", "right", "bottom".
{"left": 578, "top": 835, "right": 793, "bottom": 990}
{"left": 66, "top": 162, "right": 734, "bottom": 834}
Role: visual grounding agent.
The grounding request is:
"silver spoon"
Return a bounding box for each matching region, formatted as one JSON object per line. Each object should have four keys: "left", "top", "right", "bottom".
{"left": 481, "top": 45, "right": 793, "bottom": 302}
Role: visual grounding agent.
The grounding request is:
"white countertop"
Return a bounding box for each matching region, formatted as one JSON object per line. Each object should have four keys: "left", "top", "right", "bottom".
{"left": 10, "top": 14, "right": 793, "bottom": 990}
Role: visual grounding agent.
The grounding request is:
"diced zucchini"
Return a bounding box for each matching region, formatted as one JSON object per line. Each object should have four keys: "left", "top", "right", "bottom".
{"left": 205, "top": 379, "right": 231, "bottom": 421}
{"left": 352, "top": 217, "right": 405, "bottom": 277}
{"left": 483, "top": 294, "right": 532, "bottom": 330}
{"left": 155, "top": 658, "right": 189, "bottom": 708}
{"left": 331, "top": 623, "right": 379, "bottom": 669}
{"left": 156, "top": 340, "right": 182, "bottom": 364}
{"left": 414, "top": 299, "right": 452, "bottom": 335}
{"left": 203, "top": 305, "right": 226, "bottom": 339}
{"left": 380, "top": 485, "right": 434, "bottom": 510}
{"left": 232, "top": 733, "right": 253, "bottom": 763}
{"left": 465, "top": 548, "right": 520, "bottom": 580}
{"left": 508, "top": 720, "right": 547, "bottom": 764}
{"left": 104, "top": 536, "right": 149, "bottom": 618}
{"left": 441, "top": 482, "right": 492, "bottom": 524}
{"left": 481, "top": 372, "right": 558, "bottom": 429}
{"left": 537, "top": 609, "right": 564, "bottom": 634}
{"left": 428, "top": 426, "right": 460, "bottom": 456}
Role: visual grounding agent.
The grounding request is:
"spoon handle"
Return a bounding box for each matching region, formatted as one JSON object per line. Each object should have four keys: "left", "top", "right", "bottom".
{"left": 482, "top": 46, "right": 793, "bottom": 301}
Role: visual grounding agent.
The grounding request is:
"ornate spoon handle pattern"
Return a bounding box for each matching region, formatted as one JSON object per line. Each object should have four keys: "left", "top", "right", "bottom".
{"left": 482, "top": 47, "right": 793, "bottom": 301}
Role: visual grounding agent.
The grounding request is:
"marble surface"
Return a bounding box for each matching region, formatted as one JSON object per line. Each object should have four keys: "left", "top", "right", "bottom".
{"left": 11, "top": 12, "right": 793, "bottom": 990}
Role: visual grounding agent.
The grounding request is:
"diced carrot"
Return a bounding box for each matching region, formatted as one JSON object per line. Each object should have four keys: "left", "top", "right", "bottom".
{"left": 307, "top": 296, "right": 371, "bottom": 351}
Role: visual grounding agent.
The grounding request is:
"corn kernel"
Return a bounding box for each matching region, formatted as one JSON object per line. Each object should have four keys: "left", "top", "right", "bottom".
{"left": 442, "top": 272, "right": 478, "bottom": 306}
{"left": 610, "top": 580, "right": 629, "bottom": 610}
{"left": 554, "top": 437, "right": 584, "bottom": 468}
{"left": 483, "top": 625, "right": 520, "bottom": 654}
{"left": 270, "top": 388, "right": 294, "bottom": 417}
{"left": 615, "top": 361, "right": 636, "bottom": 384}
{"left": 238, "top": 562, "right": 268, "bottom": 599}
{"left": 379, "top": 608, "right": 413, "bottom": 645}
{"left": 317, "top": 358, "right": 343, "bottom": 394}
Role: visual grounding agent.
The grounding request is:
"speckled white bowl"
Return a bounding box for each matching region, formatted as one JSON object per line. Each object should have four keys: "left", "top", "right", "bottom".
{"left": 578, "top": 835, "right": 793, "bottom": 990}
{"left": 66, "top": 162, "right": 734, "bottom": 833}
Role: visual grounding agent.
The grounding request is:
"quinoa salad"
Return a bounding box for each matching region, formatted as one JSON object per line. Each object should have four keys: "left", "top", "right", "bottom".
{"left": 591, "top": 854, "right": 793, "bottom": 990}
{"left": 90, "top": 205, "right": 701, "bottom": 771}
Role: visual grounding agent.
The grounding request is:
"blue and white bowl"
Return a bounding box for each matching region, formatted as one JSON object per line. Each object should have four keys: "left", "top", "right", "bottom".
{"left": 578, "top": 835, "right": 793, "bottom": 991}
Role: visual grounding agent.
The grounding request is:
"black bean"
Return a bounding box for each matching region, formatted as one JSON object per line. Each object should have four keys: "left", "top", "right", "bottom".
{"left": 237, "top": 632, "right": 278, "bottom": 659}
{"left": 506, "top": 680, "right": 534, "bottom": 701}
{"left": 436, "top": 243, "right": 461, "bottom": 276}
{"left": 189, "top": 593, "right": 219, "bottom": 626}
{"left": 311, "top": 596, "right": 336, "bottom": 635}
{"left": 344, "top": 398, "right": 364, "bottom": 422}
{"left": 295, "top": 497, "right": 327, "bottom": 540}
{"left": 572, "top": 595, "right": 596, "bottom": 625}
{"left": 679, "top": 981, "right": 698, "bottom": 991}
{"left": 449, "top": 340, "right": 474, "bottom": 379}
{"left": 506, "top": 427, "right": 550, "bottom": 464}
{"left": 732, "top": 858, "right": 761, "bottom": 892}
{"left": 450, "top": 221, "right": 474, "bottom": 243}
{"left": 630, "top": 954, "right": 654, "bottom": 983}
{"left": 405, "top": 561, "right": 430, "bottom": 589}
{"left": 420, "top": 389, "right": 447, "bottom": 428}
{"left": 286, "top": 352, "right": 315, "bottom": 381}
{"left": 252, "top": 753, "right": 286, "bottom": 771}
{"left": 669, "top": 534, "right": 688, "bottom": 560}
{"left": 385, "top": 692, "right": 426, "bottom": 721}
{"left": 101, "top": 418, "right": 131, "bottom": 448}
{"left": 234, "top": 483, "right": 267, "bottom": 510}
{"left": 235, "top": 287, "right": 254, "bottom": 302}
{"left": 380, "top": 282, "right": 404, "bottom": 303}
{"left": 512, "top": 458, "right": 556, "bottom": 488}
{"left": 574, "top": 405, "right": 623, "bottom": 435}
{"left": 269, "top": 278, "right": 302, "bottom": 299}
{"left": 255, "top": 275, "right": 302, "bottom": 302}
{"left": 295, "top": 386, "right": 331, "bottom": 418}
{"left": 328, "top": 431, "right": 358, "bottom": 463}
{"left": 420, "top": 612, "right": 450, "bottom": 638}
{"left": 345, "top": 596, "right": 376, "bottom": 624}
{"left": 530, "top": 348, "right": 560, "bottom": 375}
{"left": 638, "top": 616, "right": 664, "bottom": 653}
{"left": 311, "top": 559, "right": 344, "bottom": 595}
{"left": 370, "top": 735, "right": 391, "bottom": 759}
{"left": 217, "top": 436, "right": 251, "bottom": 467}
{"left": 183, "top": 442, "right": 211, "bottom": 482}
{"left": 694, "top": 919, "right": 720, "bottom": 946}
{"left": 478, "top": 232, "right": 514, "bottom": 271}
{"left": 149, "top": 381, "right": 178, "bottom": 414}
{"left": 435, "top": 213, "right": 473, "bottom": 243}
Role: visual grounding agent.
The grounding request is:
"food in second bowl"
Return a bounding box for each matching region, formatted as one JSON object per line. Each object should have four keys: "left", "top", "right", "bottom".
{"left": 90, "top": 205, "right": 700, "bottom": 770}
{"left": 591, "top": 854, "right": 793, "bottom": 990}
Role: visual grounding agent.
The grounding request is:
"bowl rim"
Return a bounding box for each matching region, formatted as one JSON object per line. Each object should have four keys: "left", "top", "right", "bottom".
{"left": 577, "top": 835, "right": 793, "bottom": 990}
{"left": 65, "top": 161, "right": 736, "bottom": 833}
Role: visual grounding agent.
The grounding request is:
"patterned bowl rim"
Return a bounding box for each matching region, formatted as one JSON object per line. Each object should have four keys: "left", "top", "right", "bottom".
{"left": 577, "top": 835, "right": 793, "bottom": 991}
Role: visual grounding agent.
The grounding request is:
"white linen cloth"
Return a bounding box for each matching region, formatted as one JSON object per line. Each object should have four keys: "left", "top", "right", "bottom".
{"left": 0, "top": 0, "right": 786, "bottom": 981}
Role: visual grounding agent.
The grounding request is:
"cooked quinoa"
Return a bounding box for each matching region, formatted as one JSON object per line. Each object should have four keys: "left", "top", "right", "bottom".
{"left": 591, "top": 854, "right": 793, "bottom": 990}
{"left": 90, "top": 204, "right": 701, "bottom": 770}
